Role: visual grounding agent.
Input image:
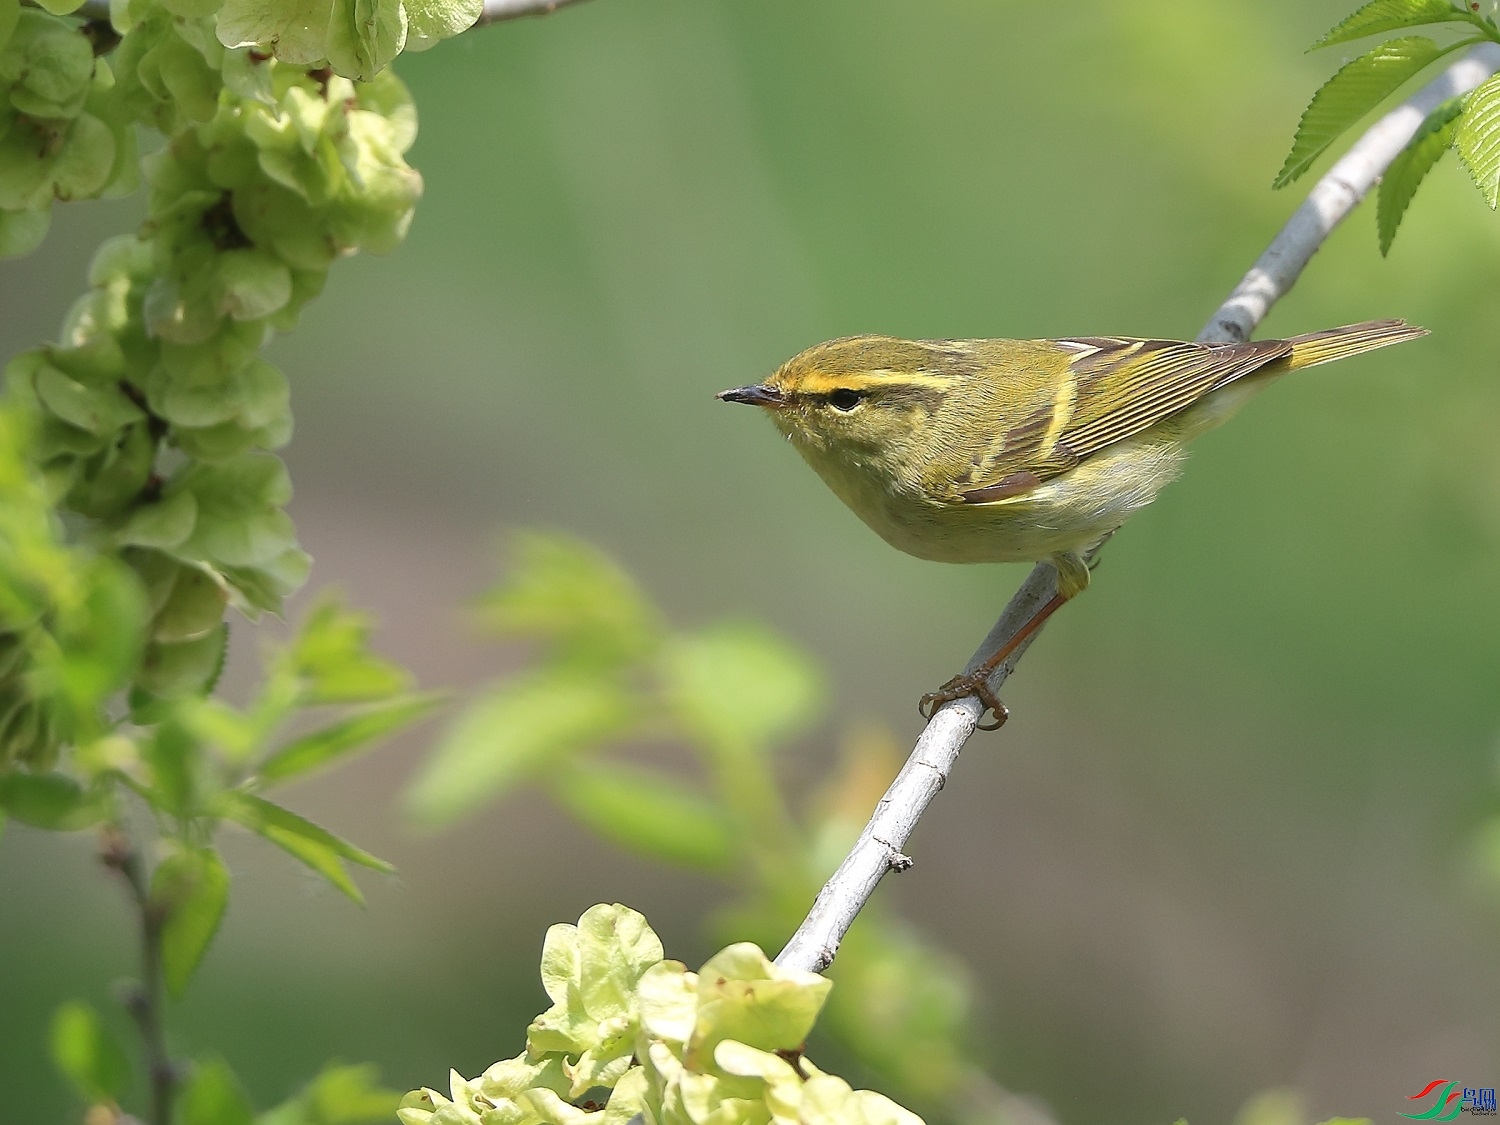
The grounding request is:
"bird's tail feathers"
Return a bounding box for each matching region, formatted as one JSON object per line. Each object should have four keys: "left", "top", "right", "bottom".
{"left": 1284, "top": 318, "right": 1428, "bottom": 370}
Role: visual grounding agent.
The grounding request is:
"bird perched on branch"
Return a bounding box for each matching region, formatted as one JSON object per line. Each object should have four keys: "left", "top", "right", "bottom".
{"left": 719, "top": 319, "right": 1426, "bottom": 728}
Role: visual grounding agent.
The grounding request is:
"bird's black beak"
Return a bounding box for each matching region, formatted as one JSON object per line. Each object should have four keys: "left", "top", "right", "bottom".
{"left": 716, "top": 384, "right": 787, "bottom": 409}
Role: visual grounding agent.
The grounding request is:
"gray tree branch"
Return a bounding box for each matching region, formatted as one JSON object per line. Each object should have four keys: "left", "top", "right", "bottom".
{"left": 476, "top": 0, "right": 593, "bottom": 26}
{"left": 774, "top": 41, "right": 1500, "bottom": 975}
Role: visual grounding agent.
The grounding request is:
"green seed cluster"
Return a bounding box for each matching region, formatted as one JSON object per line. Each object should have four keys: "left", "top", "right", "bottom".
{"left": 3, "top": 0, "right": 425, "bottom": 767}
{"left": 0, "top": 2, "right": 138, "bottom": 256}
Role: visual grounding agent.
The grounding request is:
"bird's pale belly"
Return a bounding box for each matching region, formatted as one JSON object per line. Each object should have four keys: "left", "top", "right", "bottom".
{"left": 810, "top": 435, "right": 1187, "bottom": 565}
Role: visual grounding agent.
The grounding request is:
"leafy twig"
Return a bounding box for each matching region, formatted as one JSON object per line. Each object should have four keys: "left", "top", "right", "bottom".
{"left": 101, "top": 828, "right": 178, "bottom": 1125}
{"left": 774, "top": 42, "right": 1500, "bottom": 974}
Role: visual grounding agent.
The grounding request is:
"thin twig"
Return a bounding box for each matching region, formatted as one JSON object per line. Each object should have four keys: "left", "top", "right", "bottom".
{"left": 774, "top": 42, "right": 1500, "bottom": 975}
{"left": 475, "top": 0, "right": 594, "bottom": 27}
{"left": 101, "top": 829, "right": 177, "bottom": 1125}
{"left": 27, "top": 0, "right": 590, "bottom": 33}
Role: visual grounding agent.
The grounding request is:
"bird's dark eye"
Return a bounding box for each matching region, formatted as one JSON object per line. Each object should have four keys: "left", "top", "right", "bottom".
{"left": 828, "top": 388, "right": 864, "bottom": 411}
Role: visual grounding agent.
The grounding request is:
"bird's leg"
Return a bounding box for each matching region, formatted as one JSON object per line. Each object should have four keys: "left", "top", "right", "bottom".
{"left": 917, "top": 550, "right": 1092, "bottom": 731}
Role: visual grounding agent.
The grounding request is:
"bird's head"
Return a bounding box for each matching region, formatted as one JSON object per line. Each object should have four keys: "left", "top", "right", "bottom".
{"left": 718, "top": 336, "right": 962, "bottom": 468}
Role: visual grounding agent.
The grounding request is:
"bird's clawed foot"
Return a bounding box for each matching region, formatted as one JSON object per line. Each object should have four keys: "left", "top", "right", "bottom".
{"left": 918, "top": 673, "right": 1010, "bottom": 731}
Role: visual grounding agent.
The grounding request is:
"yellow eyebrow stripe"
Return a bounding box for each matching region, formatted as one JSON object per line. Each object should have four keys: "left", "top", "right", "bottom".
{"left": 796, "top": 369, "right": 958, "bottom": 395}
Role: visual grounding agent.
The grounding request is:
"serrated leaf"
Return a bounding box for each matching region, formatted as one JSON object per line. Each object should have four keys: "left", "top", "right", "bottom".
{"left": 1276, "top": 36, "right": 1446, "bottom": 188}
{"left": 151, "top": 846, "right": 230, "bottom": 997}
{"left": 257, "top": 692, "right": 441, "bottom": 783}
{"left": 219, "top": 789, "right": 391, "bottom": 903}
{"left": 404, "top": 672, "right": 634, "bottom": 828}
{"left": 550, "top": 759, "right": 734, "bottom": 871}
{"left": 1310, "top": 0, "right": 1470, "bottom": 50}
{"left": 50, "top": 1000, "right": 131, "bottom": 1102}
{"left": 1378, "top": 95, "right": 1464, "bottom": 252}
{"left": 179, "top": 1058, "right": 254, "bottom": 1125}
{"left": 1457, "top": 70, "right": 1500, "bottom": 205}
{"left": 663, "top": 622, "right": 822, "bottom": 753}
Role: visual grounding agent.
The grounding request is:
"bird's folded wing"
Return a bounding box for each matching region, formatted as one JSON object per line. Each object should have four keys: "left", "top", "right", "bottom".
{"left": 955, "top": 335, "right": 1292, "bottom": 503}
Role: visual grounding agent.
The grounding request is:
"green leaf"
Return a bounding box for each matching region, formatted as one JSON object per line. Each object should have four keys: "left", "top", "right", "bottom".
{"left": 0, "top": 772, "right": 104, "bottom": 829}
{"left": 1310, "top": 0, "right": 1470, "bottom": 49}
{"left": 140, "top": 719, "right": 206, "bottom": 817}
{"left": 179, "top": 1058, "right": 254, "bottom": 1125}
{"left": 476, "top": 532, "right": 659, "bottom": 668}
{"left": 53, "top": 557, "right": 148, "bottom": 709}
{"left": 1457, "top": 69, "right": 1500, "bottom": 206}
{"left": 257, "top": 1062, "right": 403, "bottom": 1125}
{"left": 663, "top": 622, "right": 822, "bottom": 752}
{"left": 285, "top": 595, "right": 411, "bottom": 704}
{"left": 219, "top": 789, "right": 392, "bottom": 903}
{"left": 257, "top": 692, "right": 441, "bottom": 783}
{"left": 50, "top": 1000, "right": 131, "bottom": 1102}
{"left": 151, "top": 846, "right": 230, "bottom": 998}
{"left": 1378, "top": 95, "right": 1464, "bottom": 252}
{"left": 404, "top": 672, "right": 634, "bottom": 828}
{"left": 550, "top": 759, "right": 734, "bottom": 871}
{"left": 1275, "top": 36, "right": 1447, "bottom": 187}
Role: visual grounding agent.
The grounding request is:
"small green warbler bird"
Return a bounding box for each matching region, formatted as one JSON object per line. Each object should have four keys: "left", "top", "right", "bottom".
{"left": 719, "top": 319, "right": 1426, "bottom": 727}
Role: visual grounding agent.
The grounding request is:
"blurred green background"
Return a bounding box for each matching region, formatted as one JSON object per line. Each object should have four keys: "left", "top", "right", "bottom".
{"left": 4, "top": 1, "right": 1500, "bottom": 1122}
